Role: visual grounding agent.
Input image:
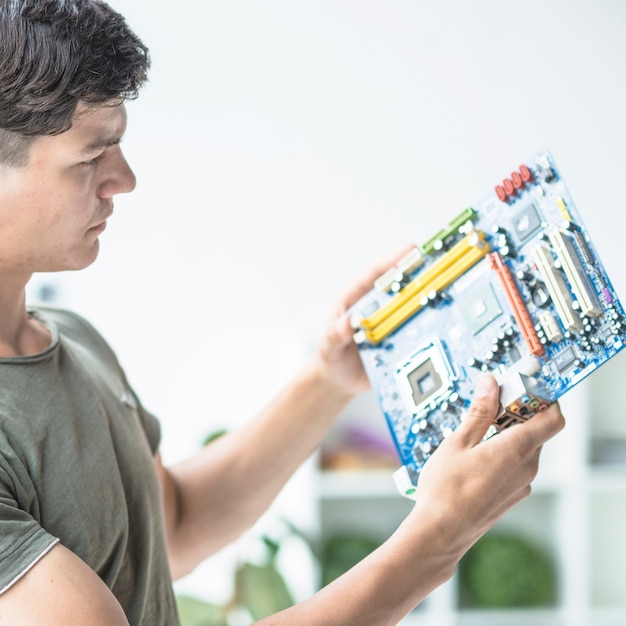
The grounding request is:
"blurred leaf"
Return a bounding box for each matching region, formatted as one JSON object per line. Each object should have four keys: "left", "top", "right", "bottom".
{"left": 176, "top": 595, "right": 229, "bottom": 626}
{"left": 202, "top": 429, "right": 228, "bottom": 447}
{"left": 280, "top": 517, "right": 322, "bottom": 563}
{"left": 235, "top": 562, "right": 294, "bottom": 620}
{"left": 261, "top": 535, "right": 281, "bottom": 562}
{"left": 321, "top": 534, "right": 381, "bottom": 587}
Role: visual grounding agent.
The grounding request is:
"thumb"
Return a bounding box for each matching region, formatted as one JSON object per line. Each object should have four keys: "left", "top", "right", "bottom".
{"left": 333, "top": 311, "right": 354, "bottom": 344}
{"left": 455, "top": 374, "right": 501, "bottom": 446}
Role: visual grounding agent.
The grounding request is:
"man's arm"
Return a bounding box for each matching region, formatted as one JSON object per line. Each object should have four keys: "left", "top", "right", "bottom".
{"left": 0, "top": 544, "right": 129, "bottom": 625}
{"left": 157, "top": 359, "right": 359, "bottom": 579}
{"left": 157, "top": 244, "right": 564, "bottom": 605}
{"left": 158, "top": 247, "right": 415, "bottom": 579}
{"left": 253, "top": 375, "right": 565, "bottom": 625}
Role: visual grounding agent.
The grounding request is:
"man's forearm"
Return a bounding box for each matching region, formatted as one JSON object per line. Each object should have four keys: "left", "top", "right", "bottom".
{"left": 254, "top": 505, "right": 458, "bottom": 626}
{"left": 162, "top": 360, "right": 356, "bottom": 578}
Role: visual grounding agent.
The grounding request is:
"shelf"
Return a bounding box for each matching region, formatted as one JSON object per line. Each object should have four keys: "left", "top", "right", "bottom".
{"left": 316, "top": 468, "right": 399, "bottom": 499}
{"left": 589, "top": 491, "right": 626, "bottom": 610}
{"left": 313, "top": 366, "right": 626, "bottom": 625}
{"left": 399, "top": 607, "right": 626, "bottom": 626}
{"left": 587, "top": 467, "right": 626, "bottom": 490}
{"left": 318, "top": 466, "right": 572, "bottom": 502}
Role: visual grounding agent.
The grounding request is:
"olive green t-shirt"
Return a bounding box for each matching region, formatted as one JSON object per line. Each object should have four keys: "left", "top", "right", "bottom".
{"left": 0, "top": 307, "right": 180, "bottom": 625}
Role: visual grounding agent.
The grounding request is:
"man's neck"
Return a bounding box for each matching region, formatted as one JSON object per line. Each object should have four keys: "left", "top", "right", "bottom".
{"left": 0, "top": 274, "right": 52, "bottom": 357}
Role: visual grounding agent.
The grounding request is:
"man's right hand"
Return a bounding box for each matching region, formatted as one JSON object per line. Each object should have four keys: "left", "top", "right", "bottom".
{"left": 408, "top": 374, "right": 565, "bottom": 562}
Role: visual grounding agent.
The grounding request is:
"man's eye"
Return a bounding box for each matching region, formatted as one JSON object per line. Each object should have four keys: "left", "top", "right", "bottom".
{"left": 82, "top": 152, "right": 106, "bottom": 167}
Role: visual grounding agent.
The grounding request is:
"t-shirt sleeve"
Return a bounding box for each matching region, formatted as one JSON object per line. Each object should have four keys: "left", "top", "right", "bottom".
{"left": 50, "top": 309, "right": 162, "bottom": 457}
{"left": 0, "top": 465, "right": 59, "bottom": 594}
{"left": 136, "top": 403, "right": 162, "bottom": 456}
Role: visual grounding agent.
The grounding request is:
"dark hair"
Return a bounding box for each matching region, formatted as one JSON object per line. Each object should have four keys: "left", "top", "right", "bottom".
{"left": 0, "top": 0, "right": 150, "bottom": 166}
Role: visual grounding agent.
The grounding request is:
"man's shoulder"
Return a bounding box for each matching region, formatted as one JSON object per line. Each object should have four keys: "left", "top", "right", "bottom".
{"left": 32, "top": 306, "right": 92, "bottom": 332}
{"left": 32, "top": 306, "right": 120, "bottom": 368}
{"left": 33, "top": 306, "right": 105, "bottom": 346}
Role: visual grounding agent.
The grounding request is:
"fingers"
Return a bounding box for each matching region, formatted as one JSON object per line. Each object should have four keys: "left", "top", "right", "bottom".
{"left": 499, "top": 401, "right": 565, "bottom": 454}
{"left": 454, "top": 375, "right": 565, "bottom": 453}
{"left": 338, "top": 244, "right": 416, "bottom": 312}
{"left": 454, "top": 374, "right": 501, "bottom": 447}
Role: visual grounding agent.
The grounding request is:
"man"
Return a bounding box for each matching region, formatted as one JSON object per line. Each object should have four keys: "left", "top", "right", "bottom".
{"left": 0, "top": 1, "right": 565, "bottom": 624}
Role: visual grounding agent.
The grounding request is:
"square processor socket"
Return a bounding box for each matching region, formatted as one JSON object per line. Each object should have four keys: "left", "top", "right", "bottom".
{"left": 459, "top": 282, "right": 503, "bottom": 335}
{"left": 509, "top": 201, "right": 543, "bottom": 244}
{"left": 395, "top": 340, "right": 456, "bottom": 416}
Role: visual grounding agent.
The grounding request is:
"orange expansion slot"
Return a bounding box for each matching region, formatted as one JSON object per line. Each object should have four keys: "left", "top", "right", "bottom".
{"left": 487, "top": 252, "right": 545, "bottom": 357}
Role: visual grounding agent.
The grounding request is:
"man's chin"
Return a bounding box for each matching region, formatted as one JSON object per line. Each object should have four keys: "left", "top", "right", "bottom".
{"left": 61, "top": 240, "right": 101, "bottom": 272}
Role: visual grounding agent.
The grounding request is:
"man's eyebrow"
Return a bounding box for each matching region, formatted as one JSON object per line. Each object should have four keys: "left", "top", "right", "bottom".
{"left": 80, "top": 136, "right": 123, "bottom": 154}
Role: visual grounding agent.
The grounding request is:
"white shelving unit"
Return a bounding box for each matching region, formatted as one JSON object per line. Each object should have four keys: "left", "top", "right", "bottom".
{"left": 314, "top": 355, "right": 626, "bottom": 626}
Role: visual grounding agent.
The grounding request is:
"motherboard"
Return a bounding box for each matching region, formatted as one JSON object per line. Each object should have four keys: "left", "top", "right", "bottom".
{"left": 349, "top": 150, "right": 626, "bottom": 498}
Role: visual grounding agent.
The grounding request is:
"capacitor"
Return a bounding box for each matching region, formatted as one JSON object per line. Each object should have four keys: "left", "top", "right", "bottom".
{"left": 531, "top": 283, "right": 551, "bottom": 308}
{"left": 519, "top": 164, "right": 533, "bottom": 183}
{"left": 449, "top": 392, "right": 461, "bottom": 404}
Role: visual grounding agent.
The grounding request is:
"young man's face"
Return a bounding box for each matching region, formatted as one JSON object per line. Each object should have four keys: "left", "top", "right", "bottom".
{"left": 0, "top": 103, "right": 136, "bottom": 275}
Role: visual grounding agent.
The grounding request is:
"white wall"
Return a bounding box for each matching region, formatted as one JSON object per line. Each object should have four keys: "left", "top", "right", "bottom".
{"left": 27, "top": 0, "right": 626, "bottom": 606}
{"left": 34, "top": 0, "right": 625, "bottom": 455}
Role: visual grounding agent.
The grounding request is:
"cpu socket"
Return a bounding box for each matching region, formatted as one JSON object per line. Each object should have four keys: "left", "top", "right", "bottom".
{"left": 509, "top": 201, "right": 543, "bottom": 245}
{"left": 459, "top": 282, "right": 503, "bottom": 335}
{"left": 396, "top": 340, "right": 456, "bottom": 416}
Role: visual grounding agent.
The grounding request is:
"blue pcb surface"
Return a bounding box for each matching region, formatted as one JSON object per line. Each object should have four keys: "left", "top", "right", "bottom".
{"left": 349, "top": 150, "right": 626, "bottom": 497}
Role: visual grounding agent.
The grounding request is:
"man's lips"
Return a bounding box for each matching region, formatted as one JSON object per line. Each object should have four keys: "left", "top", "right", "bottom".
{"left": 88, "top": 210, "right": 113, "bottom": 233}
{"left": 88, "top": 220, "right": 107, "bottom": 234}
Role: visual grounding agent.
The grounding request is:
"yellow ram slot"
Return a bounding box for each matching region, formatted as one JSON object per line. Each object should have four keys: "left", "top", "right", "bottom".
{"left": 361, "top": 232, "right": 486, "bottom": 331}
{"left": 364, "top": 240, "right": 490, "bottom": 344}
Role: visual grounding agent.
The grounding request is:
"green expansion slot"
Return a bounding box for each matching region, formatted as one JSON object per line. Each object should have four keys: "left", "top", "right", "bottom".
{"left": 419, "top": 207, "right": 477, "bottom": 256}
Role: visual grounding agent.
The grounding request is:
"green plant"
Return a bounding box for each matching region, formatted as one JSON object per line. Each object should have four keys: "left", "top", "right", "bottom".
{"left": 320, "top": 534, "right": 381, "bottom": 587}
{"left": 458, "top": 531, "right": 557, "bottom": 608}
{"left": 176, "top": 524, "right": 303, "bottom": 626}
{"left": 176, "top": 595, "right": 229, "bottom": 626}
{"left": 178, "top": 430, "right": 300, "bottom": 625}
{"left": 234, "top": 536, "right": 295, "bottom": 621}
{"left": 177, "top": 431, "right": 383, "bottom": 625}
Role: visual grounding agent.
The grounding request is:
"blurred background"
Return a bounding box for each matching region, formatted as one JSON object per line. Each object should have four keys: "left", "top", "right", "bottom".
{"left": 27, "top": 1, "right": 626, "bottom": 624}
